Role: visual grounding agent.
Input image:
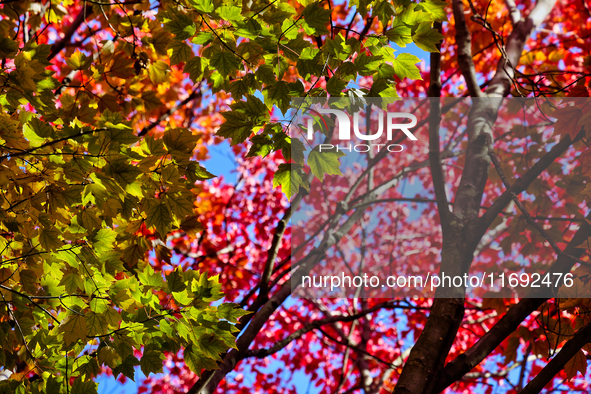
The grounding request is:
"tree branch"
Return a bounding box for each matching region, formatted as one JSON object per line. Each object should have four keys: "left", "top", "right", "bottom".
{"left": 428, "top": 22, "right": 452, "bottom": 232}
{"left": 317, "top": 327, "right": 394, "bottom": 369}
{"left": 259, "top": 204, "right": 294, "bottom": 297}
{"left": 504, "top": 0, "right": 522, "bottom": 25}
{"left": 0, "top": 128, "right": 106, "bottom": 162}
{"left": 452, "top": 0, "right": 484, "bottom": 97}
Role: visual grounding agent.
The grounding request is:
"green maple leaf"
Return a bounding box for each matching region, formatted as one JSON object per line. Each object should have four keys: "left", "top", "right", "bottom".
{"left": 302, "top": 2, "right": 331, "bottom": 35}
{"left": 184, "top": 345, "right": 219, "bottom": 377}
{"left": 354, "top": 53, "right": 382, "bottom": 76}
{"left": 386, "top": 19, "right": 413, "bottom": 47}
{"left": 210, "top": 51, "right": 241, "bottom": 76}
{"left": 163, "top": 127, "right": 199, "bottom": 155}
{"left": 400, "top": 4, "right": 433, "bottom": 24}
{"left": 391, "top": 53, "right": 422, "bottom": 80}
{"left": 184, "top": 56, "right": 202, "bottom": 82}
{"left": 372, "top": 1, "right": 397, "bottom": 24}
{"left": 148, "top": 60, "right": 170, "bottom": 84}
{"left": 164, "top": 192, "right": 194, "bottom": 218}
{"left": 98, "top": 346, "right": 120, "bottom": 369}
{"left": 141, "top": 91, "right": 164, "bottom": 111}
{"left": 92, "top": 228, "right": 117, "bottom": 254}
{"left": 231, "top": 94, "right": 269, "bottom": 120}
{"left": 166, "top": 268, "right": 186, "bottom": 293}
{"left": 66, "top": 50, "right": 91, "bottom": 70}
{"left": 145, "top": 199, "right": 173, "bottom": 236}
{"left": 234, "top": 18, "right": 263, "bottom": 39}
{"left": 265, "top": 81, "right": 291, "bottom": 115}
{"left": 71, "top": 377, "right": 98, "bottom": 394}
{"left": 0, "top": 37, "right": 18, "bottom": 58}
{"left": 416, "top": 0, "right": 449, "bottom": 22}
{"left": 28, "top": 117, "right": 54, "bottom": 138}
{"left": 140, "top": 349, "right": 164, "bottom": 376}
{"left": 217, "top": 303, "right": 251, "bottom": 324}
{"left": 168, "top": 40, "right": 193, "bottom": 65}
{"left": 412, "top": 22, "right": 444, "bottom": 52}
{"left": 247, "top": 134, "right": 274, "bottom": 158}
{"left": 122, "top": 243, "right": 145, "bottom": 268}
{"left": 262, "top": 9, "right": 295, "bottom": 25}
{"left": 255, "top": 64, "right": 276, "bottom": 85}
{"left": 60, "top": 314, "right": 88, "bottom": 346}
{"left": 368, "top": 78, "right": 399, "bottom": 97}
{"left": 217, "top": 5, "right": 242, "bottom": 21}
{"left": 103, "top": 159, "right": 143, "bottom": 187}
{"left": 188, "top": 0, "right": 214, "bottom": 13}
{"left": 375, "top": 63, "right": 396, "bottom": 80}
{"left": 164, "top": 12, "right": 196, "bottom": 40}
{"left": 138, "top": 265, "right": 165, "bottom": 288}
{"left": 273, "top": 163, "right": 307, "bottom": 199}
{"left": 282, "top": 36, "right": 313, "bottom": 62}
{"left": 216, "top": 111, "right": 254, "bottom": 145}
{"left": 307, "top": 149, "right": 343, "bottom": 181}
{"left": 290, "top": 138, "right": 306, "bottom": 165}
{"left": 85, "top": 311, "right": 108, "bottom": 336}
{"left": 191, "top": 32, "right": 213, "bottom": 45}
{"left": 114, "top": 337, "right": 136, "bottom": 360}
{"left": 197, "top": 334, "right": 228, "bottom": 361}
{"left": 229, "top": 75, "right": 256, "bottom": 99}
{"left": 113, "top": 356, "right": 139, "bottom": 381}
{"left": 326, "top": 77, "right": 348, "bottom": 96}
{"left": 172, "top": 289, "right": 192, "bottom": 305}
{"left": 151, "top": 30, "right": 172, "bottom": 56}
{"left": 59, "top": 271, "right": 84, "bottom": 293}
{"left": 191, "top": 162, "right": 216, "bottom": 180}
{"left": 75, "top": 356, "right": 100, "bottom": 379}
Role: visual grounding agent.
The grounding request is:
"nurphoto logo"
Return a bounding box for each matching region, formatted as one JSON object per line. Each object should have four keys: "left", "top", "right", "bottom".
{"left": 304, "top": 106, "right": 418, "bottom": 153}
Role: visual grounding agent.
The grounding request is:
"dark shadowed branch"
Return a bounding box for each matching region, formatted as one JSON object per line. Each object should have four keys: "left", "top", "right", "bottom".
{"left": 427, "top": 22, "right": 452, "bottom": 233}
{"left": 519, "top": 322, "right": 591, "bottom": 394}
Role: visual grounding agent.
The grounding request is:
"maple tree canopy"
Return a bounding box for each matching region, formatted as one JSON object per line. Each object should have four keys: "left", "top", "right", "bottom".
{"left": 1, "top": 0, "right": 591, "bottom": 393}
